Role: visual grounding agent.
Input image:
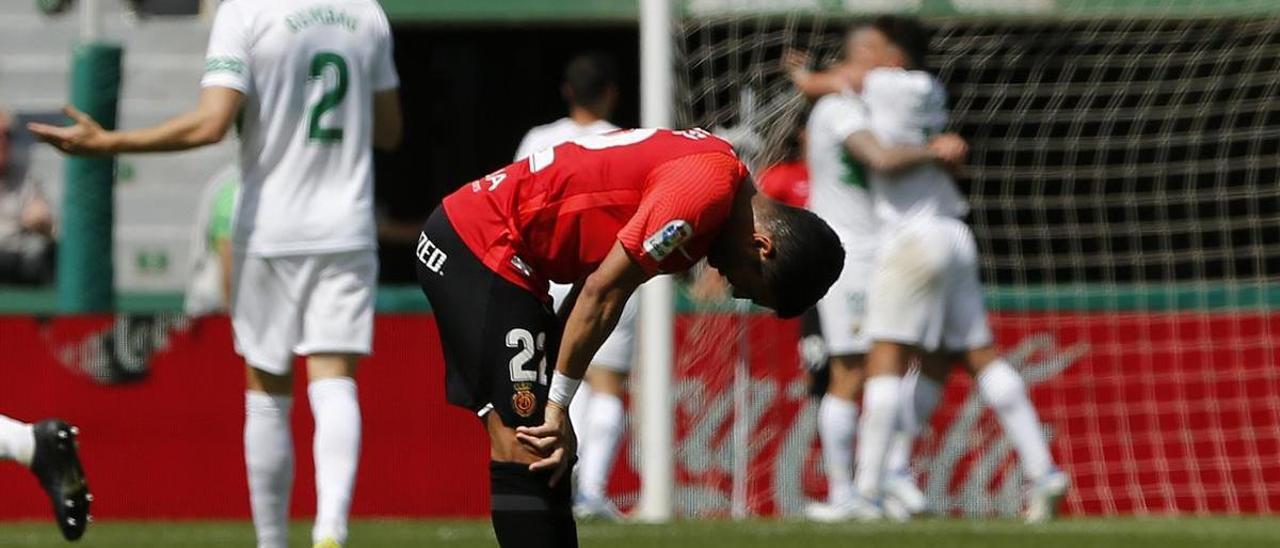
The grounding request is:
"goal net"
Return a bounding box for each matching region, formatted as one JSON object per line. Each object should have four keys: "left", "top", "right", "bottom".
{"left": 622, "top": 0, "right": 1280, "bottom": 518}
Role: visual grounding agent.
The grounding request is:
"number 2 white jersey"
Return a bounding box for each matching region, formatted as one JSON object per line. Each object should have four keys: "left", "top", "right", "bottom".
{"left": 202, "top": 0, "right": 399, "bottom": 256}
{"left": 862, "top": 68, "right": 968, "bottom": 223}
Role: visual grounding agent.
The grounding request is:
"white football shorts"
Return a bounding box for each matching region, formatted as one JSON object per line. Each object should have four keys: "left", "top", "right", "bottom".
{"left": 231, "top": 250, "right": 377, "bottom": 375}
{"left": 816, "top": 233, "right": 876, "bottom": 357}
{"left": 548, "top": 282, "right": 637, "bottom": 373}
{"left": 864, "top": 214, "right": 993, "bottom": 353}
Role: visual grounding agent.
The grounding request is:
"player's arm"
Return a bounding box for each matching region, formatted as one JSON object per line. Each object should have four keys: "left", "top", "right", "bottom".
{"left": 514, "top": 242, "right": 648, "bottom": 484}
{"left": 843, "top": 130, "right": 967, "bottom": 175}
{"left": 554, "top": 243, "right": 649, "bottom": 383}
{"left": 216, "top": 238, "right": 233, "bottom": 307}
{"left": 783, "top": 48, "right": 856, "bottom": 99}
{"left": 373, "top": 89, "right": 403, "bottom": 151}
{"left": 28, "top": 87, "right": 243, "bottom": 155}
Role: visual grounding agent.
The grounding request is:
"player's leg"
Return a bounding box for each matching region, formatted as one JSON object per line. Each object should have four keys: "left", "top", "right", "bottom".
{"left": 573, "top": 369, "right": 627, "bottom": 519}
{"left": 886, "top": 353, "right": 948, "bottom": 479}
{"left": 295, "top": 250, "right": 377, "bottom": 547}
{"left": 939, "top": 218, "right": 1067, "bottom": 522}
{"left": 880, "top": 363, "right": 937, "bottom": 517}
{"left": 233, "top": 254, "right": 303, "bottom": 548}
{"left": 244, "top": 366, "right": 296, "bottom": 548}
{"left": 806, "top": 243, "right": 870, "bottom": 515}
{"left": 307, "top": 355, "right": 362, "bottom": 547}
{"left": 479, "top": 282, "right": 576, "bottom": 548}
{"left": 0, "top": 413, "right": 91, "bottom": 540}
{"left": 856, "top": 216, "right": 951, "bottom": 512}
{"left": 570, "top": 293, "right": 636, "bottom": 520}
{"left": 416, "top": 207, "right": 576, "bottom": 547}
{"left": 817, "top": 354, "right": 862, "bottom": 506}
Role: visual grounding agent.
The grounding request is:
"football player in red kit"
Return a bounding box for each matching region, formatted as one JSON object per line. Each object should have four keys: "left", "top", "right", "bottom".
{"left": 415, "top": 128, "right": 844, "bottom": 547}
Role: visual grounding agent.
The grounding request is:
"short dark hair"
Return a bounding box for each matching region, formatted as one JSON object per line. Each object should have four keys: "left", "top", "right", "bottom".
{"left": 869, "top": 15, "right": 931, "bottom": 70}
{"left": 761, "top": 201, "right": 845, "bottom": 319}
{"left": 564, "top": 53, "right": 618, "bottom": 109}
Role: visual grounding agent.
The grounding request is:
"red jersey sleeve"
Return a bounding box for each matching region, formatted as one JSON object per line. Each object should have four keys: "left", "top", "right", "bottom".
{"left": 617, "top": 152, "right": 747, "bottom": 275}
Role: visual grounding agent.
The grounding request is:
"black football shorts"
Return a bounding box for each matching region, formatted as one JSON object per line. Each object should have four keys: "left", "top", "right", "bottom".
{"left": 414, "top": 205, "right": 560, "bottom": 428}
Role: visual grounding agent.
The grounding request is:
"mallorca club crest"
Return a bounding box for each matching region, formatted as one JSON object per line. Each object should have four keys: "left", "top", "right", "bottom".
{"left": 511, "top": 383, "right": 537, "bottom": 418}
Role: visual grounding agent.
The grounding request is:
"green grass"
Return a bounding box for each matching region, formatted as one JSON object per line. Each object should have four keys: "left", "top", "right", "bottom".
{"left": 2, "top": 517, "right": 1280, "bottom": 547}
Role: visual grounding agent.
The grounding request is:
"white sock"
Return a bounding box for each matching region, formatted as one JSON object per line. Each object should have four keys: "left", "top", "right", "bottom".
{"left": 309, "top": 378, "right": 362, "bottom": 545}
{"left": 978, "top": 359, "right": 1054, "bottom": 481}
{"left": 245, "top": 391, "right": 294, "bottom": 548}
{"left": 887, "top": 374, "right": 943, "bottom": 474}
{"left": 817, "top": 394, "right": 858, "bottom": 505}
{"left": 0, "top": 414, "right": 35, "bottom": 467}
{"left": 577, "top": 392, "right": 624, "bottom": 500}
{"left": 854, "top": 376, "right": 901, "bottom": 500}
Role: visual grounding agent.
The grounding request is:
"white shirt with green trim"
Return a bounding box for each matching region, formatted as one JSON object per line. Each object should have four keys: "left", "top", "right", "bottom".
{"left": 203, "top": 0, "right": 399, "bottom": 256}
{"left": 804, "top": 90, "right": 877, "bottom": 255}
{"left": 862, "top": 67, "right": 968, "bottom": 223}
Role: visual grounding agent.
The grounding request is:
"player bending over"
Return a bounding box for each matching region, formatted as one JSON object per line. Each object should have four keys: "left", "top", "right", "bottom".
{"left": 415, "top": 128, "right": 844, "bottom": 547}
{"left": 30, "top": 1, "right": 403, "bottom": 546}
{"left": 839, "top": 16, "right": 1070, "bottom": 522}
{"left": 0, "top": 415, "right": 90, "bottom": 541}
{"left": 513, "top": 53, "right": 631, "bottom": 519}
{"left": 789, "top": 19, "right": 967, "bottom": 521}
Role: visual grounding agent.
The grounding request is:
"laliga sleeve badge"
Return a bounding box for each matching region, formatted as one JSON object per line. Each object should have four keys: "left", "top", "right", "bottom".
{"left": 643, "top": 220, "right": 694, "bottom": 262}
{"left": 511, "top": 383, "right": 537, "bottom": 418}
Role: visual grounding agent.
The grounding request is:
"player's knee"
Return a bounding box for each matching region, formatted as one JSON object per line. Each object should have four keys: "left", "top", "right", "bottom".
{"left": 484, "top": 413, "right": 541, "bottom": 464}
{"left": 827, "top": 355, "right": 866, "bottom": 399}
{"left": 489, "top": 461, "right": 577, "bottom": 548}
{"left": 306, "top": 354, "right": 360, "bottom": 381}
{"left": 245, "top": 365, "right": 293, "bottom": 395}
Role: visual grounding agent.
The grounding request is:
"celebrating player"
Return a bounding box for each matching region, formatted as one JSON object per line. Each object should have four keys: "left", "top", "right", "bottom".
{"left": 789, "top": 20, "right": 966, "bottom": 521}
{"left": 835, "top": 16, "right": 1070, "bottom": 522}
{"left": 29, "top": 1, "right": 403, "bottom": 546}
{"left": 415, "top": 128, "right": 844, "bottom": 547}
{"left": 0, "top": 415, "right": 90, "bottom": 541}
{"left": 513, "top": 53, "right": 631, "bottom": 520}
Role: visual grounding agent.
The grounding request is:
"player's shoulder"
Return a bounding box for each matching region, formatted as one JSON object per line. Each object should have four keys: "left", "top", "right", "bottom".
{"left": 518, "top": 118, "right": 575, "bottom": 150}
{"left": 809, "top": 91, "right": 865, "bottom": 123}
{"left": 865, "top": 67, "right": 939, "bottom": 95}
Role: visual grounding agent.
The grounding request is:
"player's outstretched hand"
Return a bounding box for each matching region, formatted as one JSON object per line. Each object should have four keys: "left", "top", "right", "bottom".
{"left": 515, "top": 402, "right": 577, "bottom": 487}
{"left": 27, "top": 106, "right": 111, "bottom": 156}
{"left": 781, "top": 48, "right": 812, "bottom": 81}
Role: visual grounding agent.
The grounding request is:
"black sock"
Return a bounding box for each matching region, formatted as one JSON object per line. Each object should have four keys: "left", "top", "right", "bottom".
{"left": 490, "top": 461, "right": 578, "bottom": 548}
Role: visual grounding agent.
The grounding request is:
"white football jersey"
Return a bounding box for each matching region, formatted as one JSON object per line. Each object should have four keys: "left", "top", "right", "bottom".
{"left": 804, "top": 91, "right": 877, "bottom": 254}
{"left": 513, "top": 117, "right": 619, "bottom": 161}
{"left": 202, "top": 0, "right": 399, "bottom": 256}
{"left": 862, "top": 68, "right": 969, "bottom": 223}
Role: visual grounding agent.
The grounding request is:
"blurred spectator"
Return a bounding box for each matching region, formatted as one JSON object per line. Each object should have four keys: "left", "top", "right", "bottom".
{"left": 184, "top": 165, "right": 238, "bottom": 316}
{"left": 0, "top": 110, "right": 55, "bottom": 285}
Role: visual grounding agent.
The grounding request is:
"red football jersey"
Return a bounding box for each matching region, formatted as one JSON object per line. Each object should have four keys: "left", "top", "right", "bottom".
{"left": 442, "top": 128, "right": 748, "bottom": 297}
{"left": 757, "top": 160, "right": 810, "bottom": 208}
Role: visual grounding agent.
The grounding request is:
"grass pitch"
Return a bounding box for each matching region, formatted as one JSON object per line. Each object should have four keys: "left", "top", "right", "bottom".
{"left": 1, "top": 517, "right": 1278, "bottom": 547}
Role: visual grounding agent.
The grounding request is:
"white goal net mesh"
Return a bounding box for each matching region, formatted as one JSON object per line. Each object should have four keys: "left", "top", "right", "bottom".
{"left": 647, "top": 3, "right": 1280, "bottom": 518}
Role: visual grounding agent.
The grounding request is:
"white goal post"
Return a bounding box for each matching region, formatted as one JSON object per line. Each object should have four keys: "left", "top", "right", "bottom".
{"left": 634, "top": 0, "right": 678, "bottom": 524}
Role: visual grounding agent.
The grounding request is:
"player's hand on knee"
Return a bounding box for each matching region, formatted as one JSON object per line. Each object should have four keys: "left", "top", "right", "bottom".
{"left": 515, "top": 402, "right": 577, "bottom": 486}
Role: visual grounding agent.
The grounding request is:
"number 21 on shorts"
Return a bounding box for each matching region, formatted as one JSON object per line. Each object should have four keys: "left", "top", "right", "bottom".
{"left": 506, "top": 328, "right": 549, "bottom": 385}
